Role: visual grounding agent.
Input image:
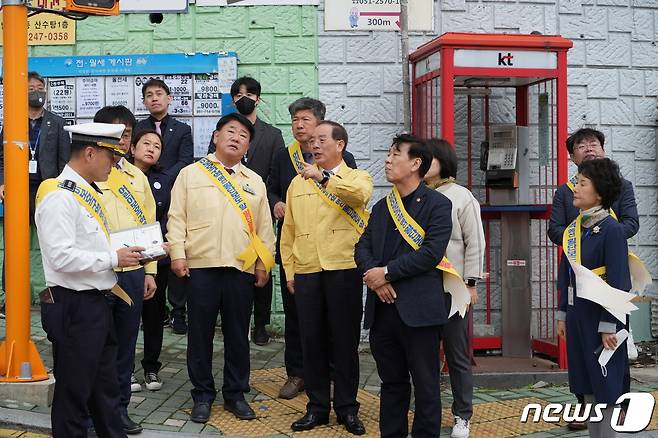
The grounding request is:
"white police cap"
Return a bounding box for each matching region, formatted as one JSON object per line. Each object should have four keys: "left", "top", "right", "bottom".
{"left": 64, "top": 122, "right": 126, "bottom": 156}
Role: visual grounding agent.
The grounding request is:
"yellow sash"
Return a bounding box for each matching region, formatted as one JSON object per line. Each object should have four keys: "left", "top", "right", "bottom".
{"left": 563, "top": 213, "right": 650, "bottom": 294}
{"left": 562, "top": 214, "right": 639, "bottom": 322}
{"left": 37, "top": 179, "right": 111, "bottom": 239}
{"left": 288, "top": 141, "right": 369, "bottom": 234}
{"left": 565, "top": 179, "right": 650, "bottom": 293}
{"left": 106, "top": 167, "right": 148, "bottom": 225}
{"left": 385, "top": 186, "right": 470, "bottom": 318}
{"left": 308, "top": 176, "right": 369, "bottom": 235}
{"left": 288, "top": 140, "right": 306, "bottom": 175}
{"left": 196, "top": 158, "right": 275, "bottom": 273}
{"left": 36, "top": 179, "right": 133, "bottom": 305}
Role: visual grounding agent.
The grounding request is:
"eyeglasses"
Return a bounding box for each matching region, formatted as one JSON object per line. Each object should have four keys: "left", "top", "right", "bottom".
{"left": 573, "top": 142, "right": 602, "bottom": 152}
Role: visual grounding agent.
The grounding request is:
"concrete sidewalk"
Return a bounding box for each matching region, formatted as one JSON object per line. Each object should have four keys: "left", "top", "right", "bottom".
{"left": 1, "top": 310, "right": 657, "bottom": 437}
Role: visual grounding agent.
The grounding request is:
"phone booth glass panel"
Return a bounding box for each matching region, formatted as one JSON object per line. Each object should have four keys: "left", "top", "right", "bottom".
{"left": 410, "top": 33, "right": 572, "bottom": 368}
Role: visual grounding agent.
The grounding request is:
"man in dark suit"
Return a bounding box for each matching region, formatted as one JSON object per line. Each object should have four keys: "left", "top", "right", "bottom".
{"left": 0, "top": 71, "right": 71, "bottom": 316}
{"left": 547, "top": 127, "right": 639, "bottom": 431}
{"left": 267, "top": 97, "right": 357, "bottom": 399}
{"left": 355, "top": 134, "right": 452, "bottom": 438}
{"left": 548, "top": 128, "right": 639, "bottom": 244}
{"left": 134, "top": 78, "right": 194, "bottom": 333}
{"left": 207, "top": 77, "right": 285, "bottom": 345}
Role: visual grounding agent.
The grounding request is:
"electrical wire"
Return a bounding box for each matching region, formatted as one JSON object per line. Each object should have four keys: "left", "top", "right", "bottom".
{"left": 27, "top": 7, "right": 88, "bottom": 21}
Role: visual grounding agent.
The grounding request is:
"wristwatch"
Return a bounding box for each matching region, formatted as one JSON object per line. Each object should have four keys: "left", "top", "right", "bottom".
{"left": 465, "top": 278, "right": 477, "bottom": 287}
{"left": 384, "top": 266, "right": 391, "bottom": 282}
{"left": 319, "top": 170, "right": 331, "bottom": 185}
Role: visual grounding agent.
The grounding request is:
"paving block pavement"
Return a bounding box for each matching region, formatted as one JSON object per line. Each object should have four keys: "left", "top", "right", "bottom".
{"left": 1, "top": 311, "right": 657, "bottom": 437}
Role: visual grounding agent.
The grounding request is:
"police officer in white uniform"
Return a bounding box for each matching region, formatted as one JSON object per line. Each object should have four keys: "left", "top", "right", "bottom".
{"left": 35, "top": 123, "right": 147, "bottom": 438}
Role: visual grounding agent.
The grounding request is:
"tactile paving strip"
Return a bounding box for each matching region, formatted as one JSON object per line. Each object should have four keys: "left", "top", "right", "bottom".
{"left": 187, "top": 368, "right": 658, "bottom": 436}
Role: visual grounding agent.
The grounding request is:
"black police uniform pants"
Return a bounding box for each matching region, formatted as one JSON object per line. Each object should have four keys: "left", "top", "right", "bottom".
{"left": 167, "top": 267, "right": 187, "bottom": 320}
{"left": 41, "top": 287, "right": 125, "bottom": 438}
{"left": 279, "top": 266, "right": 304, "bottom": 378}
{"left": 141, "top": 264, "right": 185, "bottom": 373}
{"left": 294, "top": 269, "right": 362, "bottom": 417}
{"left": 108, "top": 268, "right": 144, "bottom": 414}
{"left": 187, "top": 267, "right": 254, "bottom": 403}
{"left": 369, "top": 303, "right": 442, "bottom": 438}
{"left": 253, "top": 277, "right": 273, "bottom": 328}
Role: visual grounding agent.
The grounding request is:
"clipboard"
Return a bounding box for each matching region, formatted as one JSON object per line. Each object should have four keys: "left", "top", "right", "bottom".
{"left": 110, "top": 222, "right": 166, "bottom": 262}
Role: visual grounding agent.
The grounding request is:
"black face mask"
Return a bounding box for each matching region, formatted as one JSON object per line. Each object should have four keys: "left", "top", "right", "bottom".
{"left": 28, "top": 90, "right": 47, "bottom": 108}
{"left": 235, "top": 96, "right": 256, "bottom": 115}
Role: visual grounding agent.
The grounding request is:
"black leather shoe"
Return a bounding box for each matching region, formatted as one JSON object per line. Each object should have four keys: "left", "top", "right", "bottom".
{"left": 224, "top": 399, "right": 256, "bottom": 420}
{"left": 338, "top": 414, "right": 366, "bottom": 435}
{"left": 119, "top": 413, "right": 143, "bottom": 435}
{"left": 190, "top": 401, "right": 211, "bottom": 423}
{"left": 253, "top": 325, "right": 270, "bottom": 346}
{"left": 171, "top": 315, "right": 188, "bottom": 335}
{"left": 291, "top": 412, "right": 330, "bottom": 431}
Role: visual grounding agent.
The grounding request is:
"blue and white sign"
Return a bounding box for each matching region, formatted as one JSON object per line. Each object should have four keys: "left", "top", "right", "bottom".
{"left": 7, "top": 52, "right": 240, "bottom": 157}
{"left": 28, "top": 53, "right": 235, "bottom": 78}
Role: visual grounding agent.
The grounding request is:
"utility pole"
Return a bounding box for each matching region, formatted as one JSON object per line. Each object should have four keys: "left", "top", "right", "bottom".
{"left": 400, "top": 0, "right": 411, "bottom": 132}
{"left": 0, "top": 0, "right": 48, "bottom": 382}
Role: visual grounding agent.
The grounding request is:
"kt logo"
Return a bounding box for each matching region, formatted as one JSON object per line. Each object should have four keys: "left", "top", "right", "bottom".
{"left": 498, "top": 52, "right": 514, "bottom": 66}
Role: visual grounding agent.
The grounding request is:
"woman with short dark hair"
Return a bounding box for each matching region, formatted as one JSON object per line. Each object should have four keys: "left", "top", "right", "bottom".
{"left": 130, "top": 129, "right": 181, "bottom": 393}
{"left": 424, "top": 138, "right": 485, "bottom": 438}
{"left": 556, "top": 158, "right": 631, "bottom": 438}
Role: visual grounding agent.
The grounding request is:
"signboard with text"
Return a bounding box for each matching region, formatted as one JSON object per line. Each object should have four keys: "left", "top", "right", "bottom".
{"left": 324, "top": 0, "right": 433, "bottom": 31}
{"left": 0, "top": 53, "right": 238, "bottom": 158}
{"left": 0, "top": 0, "right": 75, "bottom": 46}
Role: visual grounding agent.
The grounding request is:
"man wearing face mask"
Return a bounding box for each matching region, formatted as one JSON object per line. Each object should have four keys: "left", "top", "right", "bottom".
{"left": 207, "top": 77, "right": 285, "bottom": 345}
{"left": 0, "top": 71, "right": 71, "bottom": 318}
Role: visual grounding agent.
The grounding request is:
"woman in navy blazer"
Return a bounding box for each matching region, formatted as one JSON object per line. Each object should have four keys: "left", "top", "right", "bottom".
{"left": 556, "top": 158, "right": 631, "bottom": 437}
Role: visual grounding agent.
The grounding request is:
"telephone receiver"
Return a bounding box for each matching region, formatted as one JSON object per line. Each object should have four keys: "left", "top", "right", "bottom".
{"left": 480, "top": 141, "right": 489, "bottom": 172}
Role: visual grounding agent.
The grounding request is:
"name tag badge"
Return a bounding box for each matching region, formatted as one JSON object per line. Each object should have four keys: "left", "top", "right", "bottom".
{"left": 242, "top": 183, "right": 256, "bottom": 195}
{"left": 568, "top": 286, "right": 574, "bottom": 306}
{"left": 29, "top": 160, "right": 38, "bottom": 174}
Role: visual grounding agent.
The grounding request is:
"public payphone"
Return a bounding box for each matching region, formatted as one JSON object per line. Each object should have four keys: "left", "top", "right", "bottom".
{"left": 482, "top": 125, "right": 530, "bottom": 205}
{"left": 410, "top": 33, "right": 572, "bottom": 367}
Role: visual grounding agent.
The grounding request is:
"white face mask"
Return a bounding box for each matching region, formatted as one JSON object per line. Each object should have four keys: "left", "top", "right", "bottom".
{"left": 598, "top": 329, "right": 628, "bottom": 377}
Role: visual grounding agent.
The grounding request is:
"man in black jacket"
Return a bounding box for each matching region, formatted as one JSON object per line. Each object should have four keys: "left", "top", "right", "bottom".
{"left": 267, "top": 97, "right": 357, "bottom": 399}
{"left": 548, "top": 128, "right": 639, "bottom": 244}
{"left": 134, "top": 79, "right": 194, "bottom": 180}
{"left": 355, "top": 134, "right": 452, "bottom": 438}
{"left": 207, "top": 77, "right": 285, "bottom": 345}
{"left": 134, "top": 78, "right": 194, "bottom": 333}
{"left": 0, "top": 71, "right": 71, "bottom": 316}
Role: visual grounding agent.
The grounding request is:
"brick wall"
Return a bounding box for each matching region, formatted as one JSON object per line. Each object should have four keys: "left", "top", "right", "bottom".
{"left": 318, "top": 0, "right": 658, "bottom": 338}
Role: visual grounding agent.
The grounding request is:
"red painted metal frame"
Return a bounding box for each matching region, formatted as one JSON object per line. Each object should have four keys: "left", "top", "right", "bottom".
{"left": 410, "top": 32, "right": 572, "bottom": 369}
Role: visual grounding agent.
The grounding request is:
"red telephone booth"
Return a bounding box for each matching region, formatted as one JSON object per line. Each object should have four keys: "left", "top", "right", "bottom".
{"left": 409, "top": 33, "right": 573, "bottom": 368}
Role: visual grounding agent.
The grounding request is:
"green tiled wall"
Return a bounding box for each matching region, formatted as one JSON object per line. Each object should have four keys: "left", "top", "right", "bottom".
{"left": 1, "top": 4, "right": 320, "bottom": 331}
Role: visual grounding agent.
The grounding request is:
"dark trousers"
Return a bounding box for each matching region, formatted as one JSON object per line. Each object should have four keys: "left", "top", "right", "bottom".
{"left": 441, "top": 312, "right": 473, "bottom": 421}
{"left": 167, "top": 266, "right": 187, "bottom": 318}
{"left": 279, "top": 266, "right": 304, "bottom": 378}
{"left": 141, "top": 264, "right": 184, "bottom": 373}
{"left": 108, "top": 268, "right": 144, "bottom": 413}
{"left": 187, "top": 267, "right": 254, "bottom": 403}
{"left": 41, "top": 287, "right": 126, "bottom": 438}
{"left": 295, "top": 269, "right": 362, "bottom": 417}
{"left": 370, "top": 303, "right": 442, "bottom": 438}
{"left": 253, "top": 277, "right": 272, "bottom": 328}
